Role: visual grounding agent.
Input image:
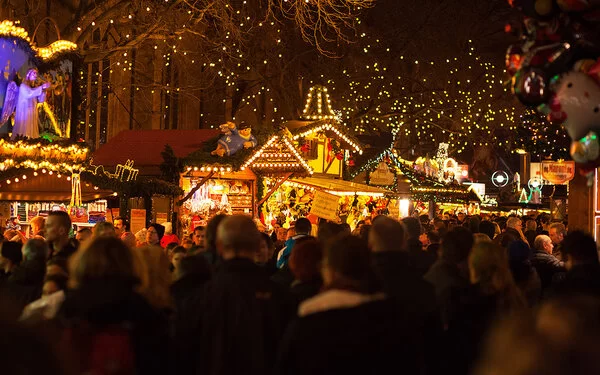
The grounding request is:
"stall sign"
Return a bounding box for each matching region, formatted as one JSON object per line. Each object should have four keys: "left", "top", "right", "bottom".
{"left": 310, "top": 190, "right": 339, "bottom": 222}
{"left": 541, "top": 161, "right": 575, "bottom": 185}
{"left": 130, "top": 209, "right": 147, "bottom": 235}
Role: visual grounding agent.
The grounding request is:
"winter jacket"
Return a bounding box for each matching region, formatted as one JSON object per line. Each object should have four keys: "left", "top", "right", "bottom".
{"left": 531, "top": 249, "right": 565, "bottom": 289}
{"left": 289, "top": 278, "right": 322, "bottom": 313}
{"left": 170, "top": 273, "right": 211, "bottom": 375}
{"left": 276, "top": 290, "right": 421, "bottom": 375}
{"left": 372, "top": 251, "right": 442, "bottom": 375}
{"left": 547, "top": 264, "right": 600, "bottom": 298}
{"left": 5, "top": 257, "right": 46, "bottom": 308}
{"left": 196, "top": 257, "right": 292, "bottom": 375}
{"left": 276, "top": 234, "right": 308, "bottom": 269}
{"left": 59, "top": 278, "right": 169, "bottom": 375}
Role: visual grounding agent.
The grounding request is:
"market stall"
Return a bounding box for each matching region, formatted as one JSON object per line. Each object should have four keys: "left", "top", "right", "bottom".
{"left": 0, "top": 138, "right": 116, "bottom": 229}
{"left": 350, "top": 144, "right": 480, "bottom": 218}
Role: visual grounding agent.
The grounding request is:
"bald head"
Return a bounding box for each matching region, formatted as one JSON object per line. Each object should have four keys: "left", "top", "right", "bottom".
{"left": 369, "top": 216, "right": 405, "bottom": 252}
{"left": 216, "top": 215, "right": 261, "bottom": 259}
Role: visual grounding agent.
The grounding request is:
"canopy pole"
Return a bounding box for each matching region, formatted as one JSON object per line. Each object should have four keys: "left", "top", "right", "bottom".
{"left": 257, "top": 172, "right": 293, "bottom": 207}
{"left": 177, "top": 171, "right": 215, "bottom": 205}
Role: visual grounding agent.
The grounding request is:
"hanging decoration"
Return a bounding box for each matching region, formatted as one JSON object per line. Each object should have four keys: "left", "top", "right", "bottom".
{"left": 505, "top": 0, "right": 600, "bottom": 185}
{"left": 519, "top": 187, "right": 530, "bottom": 204}
{"left": 492, "top": 170, "right": 510, "bottom": 187}
{"left": 528, "top": 176, "right": 544, "bottom": 204}
{"left": 90, "top": 159, "right": 139, "bottom": 182}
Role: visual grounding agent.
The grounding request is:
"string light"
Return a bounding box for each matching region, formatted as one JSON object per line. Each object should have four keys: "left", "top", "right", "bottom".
{"left": 0, "top": 20, "right": 77, "bottom": 60}
{"left": 242, "top": 135, "right": 314, "bottom": 175}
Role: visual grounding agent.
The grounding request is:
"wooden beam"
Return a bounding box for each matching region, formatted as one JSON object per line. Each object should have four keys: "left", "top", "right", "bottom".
{"left": 257, "top": 173, "right": 293, "bottom": 207}
{"left": 323, "top": 157, "right": 336, "bottom": 174}
{"left": 177, "top": 171, "right": 215, "bottom": 205}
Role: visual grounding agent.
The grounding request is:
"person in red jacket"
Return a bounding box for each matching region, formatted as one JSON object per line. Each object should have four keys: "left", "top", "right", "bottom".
{"left": 160, "top": 222, "right": 179, "bottom": 248}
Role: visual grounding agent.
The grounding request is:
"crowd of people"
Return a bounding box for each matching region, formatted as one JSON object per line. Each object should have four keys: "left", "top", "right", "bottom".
{"left": 0, "top": 209, "right": 599, "bottom": 375}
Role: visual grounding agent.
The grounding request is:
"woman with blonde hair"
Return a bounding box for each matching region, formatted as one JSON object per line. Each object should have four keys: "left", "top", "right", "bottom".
{"left": 60, "top": 237, "right": 168, "bottom": 374}
{"left": 444, "top": 241, "right": 525, "bottom": 374}
{"left": 134, "top": 245, "right": 173, "bottom": 311}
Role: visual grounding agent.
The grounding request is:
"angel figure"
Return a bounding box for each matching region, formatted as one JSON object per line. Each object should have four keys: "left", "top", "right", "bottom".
{"left": 1, "top": 68, "right": 50, "bottom": 139}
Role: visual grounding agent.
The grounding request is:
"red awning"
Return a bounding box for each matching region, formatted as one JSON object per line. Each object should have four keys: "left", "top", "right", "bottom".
{"left": 91, "top": 129, "right": 220, "bottom": 175}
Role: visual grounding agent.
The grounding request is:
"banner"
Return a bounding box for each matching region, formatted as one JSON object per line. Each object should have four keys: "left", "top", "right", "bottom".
{"left": 310, "top": 190, "right": 339, "bottom": 222}
{"left": 541, "top": 161, "right": 575, "bottom": 185}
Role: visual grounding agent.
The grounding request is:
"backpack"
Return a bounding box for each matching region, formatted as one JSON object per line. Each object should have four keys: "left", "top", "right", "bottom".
{"left": 63, "top": 323, "right": 136, "bottom": 375}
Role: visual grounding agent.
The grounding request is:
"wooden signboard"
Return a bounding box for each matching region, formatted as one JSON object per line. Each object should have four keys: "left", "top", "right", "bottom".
{"left": 310, "top": 190, "right": 340, "bottom": 222}
{"left": 541, "top": 161, "right": 575, "bottom": 185}
{"left": 130, "top": 209, "right": 147, "bottom": 235}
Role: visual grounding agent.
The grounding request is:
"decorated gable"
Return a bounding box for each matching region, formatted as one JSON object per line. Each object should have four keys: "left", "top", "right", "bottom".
{"left": 242, "top": 134, "right": 313, "bottom": 176}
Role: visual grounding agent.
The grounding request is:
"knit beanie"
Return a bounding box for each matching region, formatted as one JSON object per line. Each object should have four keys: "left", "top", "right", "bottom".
{"left": 148, "top": 223, "right": 165, "bottom": 241}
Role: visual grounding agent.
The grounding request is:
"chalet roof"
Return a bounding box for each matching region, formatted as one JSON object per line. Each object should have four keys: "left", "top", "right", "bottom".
{"left": 0, "top": 173, "right": 113, "bottom": 202}
{"left": 287, "top": 119, "right": 363, "bottom": 154}
{"left": 92, "top": 129, "right": 220, "bottom": 174}
{"left": 288, "top": 176, "right": 390, "bottom": 196}
{"left": 350, "top": 147, "right": 480, "bottom": 203}
{"left": 241, "top": 135, "right": 313, "bottom": 176}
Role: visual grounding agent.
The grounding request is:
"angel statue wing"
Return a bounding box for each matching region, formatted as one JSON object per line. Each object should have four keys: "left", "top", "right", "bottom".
{"left": 0, "top": 81, "right": 18, "bottom": 126}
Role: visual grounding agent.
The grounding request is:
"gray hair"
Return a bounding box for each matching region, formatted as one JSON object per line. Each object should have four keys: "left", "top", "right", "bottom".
{"left": 533, "top": 235, "right": 551, "bottom": 251}
{"left": 216, "top": 215, "right": 261, "bottom": 255}
{"left": 506, "top": 217, "right": 522, "bottom": 230}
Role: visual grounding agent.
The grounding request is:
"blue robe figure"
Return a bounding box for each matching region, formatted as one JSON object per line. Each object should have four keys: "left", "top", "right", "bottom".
{"left": 211, "top": 121, "right": 257, "bottom": 157}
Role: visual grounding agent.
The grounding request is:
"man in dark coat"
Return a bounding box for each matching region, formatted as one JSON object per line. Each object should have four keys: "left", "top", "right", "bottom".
{"left": 195, "top": 215, "right": 291, "bottom": 375}
{"left": 548, "top": 231, "right": 600, "bottom": 298}
{"left": 369, "top": 216, "right": 441, "bottom": 374}
{"left": 424, "top": 226, "right": 473, "bottom": 326}
{"left": 403, "top": 217, "right": 436, "bottom": 276}
{"left": 531, "top": 234, "right": 565, "bottom": 290}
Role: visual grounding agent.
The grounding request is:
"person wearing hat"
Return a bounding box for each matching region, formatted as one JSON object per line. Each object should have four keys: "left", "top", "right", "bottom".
{"left": 146, "top": 223, "right": 165, "bottom": 247}
{"left": 211, "top": 121, "right": 257, "bottom": 157}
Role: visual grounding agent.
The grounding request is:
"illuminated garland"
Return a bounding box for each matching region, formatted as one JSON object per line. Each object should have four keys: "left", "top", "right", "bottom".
{"left": 0, "top": 21, "right": 77, "bottom": 62}
{"left": 350, "top": 149, "right": 398, "bottom": 190}
{"left": 350, "top": 146, "right": 476, "bottom": 203}
{"left": 292, "top": 120, "right": 363, "bottom": 154}
{"left": 0, "top": 138, "right": 89, "bottom": 173}
{"left": 81, "top": 172, "right": 183, "bottom": 197}
{"left": 242, "top": 135, "right": 314, "bottom": 175}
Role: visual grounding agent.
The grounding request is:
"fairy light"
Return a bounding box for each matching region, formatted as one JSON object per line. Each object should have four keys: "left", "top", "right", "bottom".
{"left": 242, "top": 135, "right": 314, "bottom": 175}
{"left": 301, "top": 85, "right": 337, "bottom": 120}
{"left": 292, "top": 122, "right": 363, "bottom": 154}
